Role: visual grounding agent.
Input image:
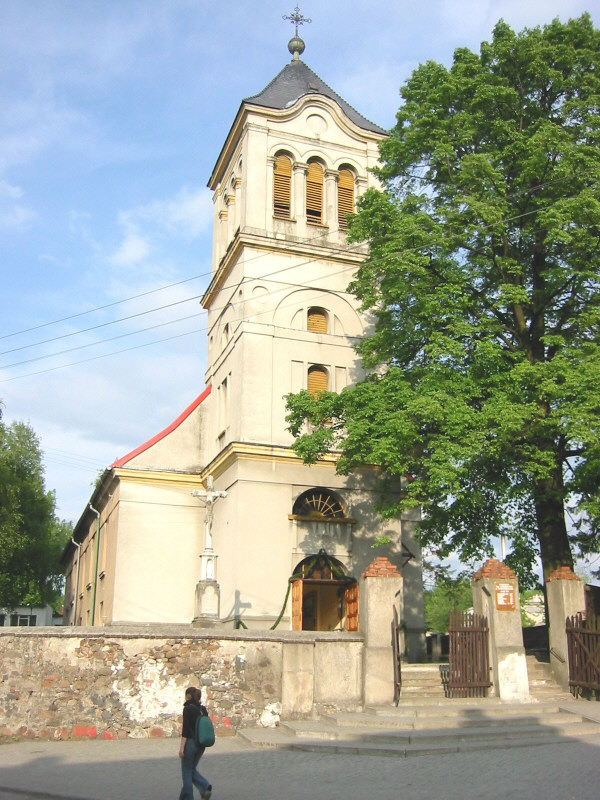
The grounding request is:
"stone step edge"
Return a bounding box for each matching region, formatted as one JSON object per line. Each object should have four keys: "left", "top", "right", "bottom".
{"left": 279, "top": 720, "right": 596, "bottom": 744}
{"left": 364, "top": 701, "right": 567, "bottom": 715}
{"left": 237, "top": 728, "right": 600, "bottom": 758}
{"left": 323, "top": 712, "right": 584, "bottom": 731}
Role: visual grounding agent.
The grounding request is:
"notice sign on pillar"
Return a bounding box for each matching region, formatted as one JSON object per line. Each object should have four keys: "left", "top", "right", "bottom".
{"left": 495, "top": 581, "right": 516, "bottom": 611}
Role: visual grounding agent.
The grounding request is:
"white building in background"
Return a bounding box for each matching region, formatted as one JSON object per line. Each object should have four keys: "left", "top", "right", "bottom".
{"left": 1, "top": 605, "right": 62, "bottom": 627}
{"left": 62, "top": 30, "right": 426, "bottom": 660}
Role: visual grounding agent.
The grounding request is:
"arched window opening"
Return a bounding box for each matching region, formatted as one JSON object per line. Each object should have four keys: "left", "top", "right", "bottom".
{"left": 307, "top": 307, "right": 327, "bottom": 333}
{"left": 307, "top": 364, "right": 328, "bottom": 396}
{"left": 293, "top": 488, "right": 346, "bottom": 519}
{"left": 273, "top": 154, "right": 292, "bottom": 218}
{"left": 306, "top": 161, "right": 323, "bottom": 224}
{"left": 338, "top": 168, "right": 354, "bottom": 228}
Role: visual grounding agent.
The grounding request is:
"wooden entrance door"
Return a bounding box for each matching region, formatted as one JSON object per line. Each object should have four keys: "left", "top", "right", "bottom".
{"left": 291, "top": 579, "right": 303, "bottom": 630}
{"left": 291, "top": 576, "right": 359, "bottom": 631}
{"left": 345, "top": 582, "right": 359, "bottom": 631}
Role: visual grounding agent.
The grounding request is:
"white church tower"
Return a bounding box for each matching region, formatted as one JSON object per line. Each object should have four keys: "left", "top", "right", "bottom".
{"left": 196, "top": 23, "right": 424, "bottom": 655}
{"left": 63, "top": 16, "right": 425, "bottom": 661}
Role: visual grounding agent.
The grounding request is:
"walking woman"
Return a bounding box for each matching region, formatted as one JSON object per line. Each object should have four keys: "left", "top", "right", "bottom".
{"left": 179, "top": 686, "right": 212, "bottom": 800}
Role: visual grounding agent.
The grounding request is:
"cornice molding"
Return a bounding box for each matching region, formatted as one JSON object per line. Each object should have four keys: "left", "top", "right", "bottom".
{"left": 202, "top": 228, "right": 368, "bottom": 309}
{"left": 114, "top": 468, "right": 205, "bottom": 490}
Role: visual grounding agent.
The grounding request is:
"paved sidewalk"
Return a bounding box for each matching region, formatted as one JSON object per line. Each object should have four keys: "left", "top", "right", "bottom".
{"left": 0, "top": 732, "right": 599, "bottom": 800}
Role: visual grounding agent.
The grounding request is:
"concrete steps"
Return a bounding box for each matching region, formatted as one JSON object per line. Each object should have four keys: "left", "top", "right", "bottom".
{"left": 237, "top": 700, "right": 600, "bottom": 757}
{"left": 398, "top": 663, "right": 447, "bottom": 698}
{"left": 526, "top": 653, "right": 572, "bottom": 701}
{"left": 395, "top": 655, "right": 570, "bottom": 702}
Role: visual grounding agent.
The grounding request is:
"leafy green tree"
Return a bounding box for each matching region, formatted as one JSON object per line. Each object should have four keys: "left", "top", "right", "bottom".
{"left": 287, "top": 15, "right": 600, "bottom": 583}
{"left": 424, "top": 575, "right": 473, "bottom": 632}
{"left": 0, "top": 412, "right": 71, "bottom": 610}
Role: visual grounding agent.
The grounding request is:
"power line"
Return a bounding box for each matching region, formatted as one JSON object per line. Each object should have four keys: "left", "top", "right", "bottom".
{"left": 0, "top": 294, "right": 205, "bottom": 357}
{"left": 0, "top": 273, "right": 208, "bottom": 341}
{"left": 0, "top": 190, "right": 587, "bottom": 381}
{"left": 2, "top": 311, "right": 203, "bottom": 370}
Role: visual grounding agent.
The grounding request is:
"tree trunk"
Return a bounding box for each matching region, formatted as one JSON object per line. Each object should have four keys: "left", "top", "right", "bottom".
{"left": 533, "top": 468, "right": 573, "bottom": 583}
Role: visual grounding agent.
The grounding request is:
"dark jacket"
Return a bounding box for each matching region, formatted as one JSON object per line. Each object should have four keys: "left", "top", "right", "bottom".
{"left": 182, "top": 700, "right": 208, "bottom": 739}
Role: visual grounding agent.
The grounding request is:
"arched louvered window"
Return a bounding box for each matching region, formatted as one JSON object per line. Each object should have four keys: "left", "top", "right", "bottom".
{"left": 306, "top": 161, "right": 323, "bottom": 224}
{"left": 274, "top": 154, "right": 292, "bottom": 218}
{"left": 307, "top": 307, "right": 327, "bottom": 333}
{"left": 338, "top": 169, "right": 354, "bottom": 228}
{"left": 307, "top": 365, "right": 328, "bottom": 396}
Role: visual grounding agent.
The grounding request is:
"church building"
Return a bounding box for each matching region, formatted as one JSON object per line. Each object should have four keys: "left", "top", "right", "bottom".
{"left": 62, "top": 26, "right": 426, "bottom": 661}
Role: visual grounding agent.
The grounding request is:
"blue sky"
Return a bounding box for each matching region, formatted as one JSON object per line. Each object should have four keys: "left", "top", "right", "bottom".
{"left": 1, "top": 0, "right": 598, "bottom": 530}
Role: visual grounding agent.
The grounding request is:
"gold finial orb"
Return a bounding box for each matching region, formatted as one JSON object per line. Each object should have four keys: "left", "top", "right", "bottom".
{"left": 288, "top": 35, "right": 305, "bottom": 60}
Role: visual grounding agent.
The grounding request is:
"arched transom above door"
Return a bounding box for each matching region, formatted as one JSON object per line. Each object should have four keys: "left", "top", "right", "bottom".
{"left": 291, "top": 488, "right": 347, "bottom": 520}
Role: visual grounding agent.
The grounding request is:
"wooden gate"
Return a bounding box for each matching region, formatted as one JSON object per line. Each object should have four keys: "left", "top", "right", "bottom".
{"left": 566, "top": 612, "right": 600, "bottom": 698}
{"left": 447, "top": 610, "right": 492, "bottom": 698}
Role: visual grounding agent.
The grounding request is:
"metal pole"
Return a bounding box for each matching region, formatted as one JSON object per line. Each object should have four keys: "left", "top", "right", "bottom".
{"left": 70, "top": 537, "right": 82, "bottom": 625}
{"left": 89, "top": 505, "right": 101, "bottom": 626}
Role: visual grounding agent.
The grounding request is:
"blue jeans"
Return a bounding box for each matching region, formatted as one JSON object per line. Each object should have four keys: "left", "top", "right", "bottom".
{"left": 179, "top": 738, "right": 210, "bottom": 800}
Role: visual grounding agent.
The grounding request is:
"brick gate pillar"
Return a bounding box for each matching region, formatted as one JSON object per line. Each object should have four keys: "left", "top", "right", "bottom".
{"left": 546, "top": 566, "right": 585, "bottom": 690}
{"left": 359, "top": 556, "right": 403, "bottom": 706}
{"left": 472, "top": 559, "right": 530, "bottom": 701}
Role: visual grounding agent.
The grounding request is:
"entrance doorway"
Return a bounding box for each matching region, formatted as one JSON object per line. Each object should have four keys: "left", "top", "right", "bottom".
{"left": 291, "top": 551, "right": 358, "bottom": 632}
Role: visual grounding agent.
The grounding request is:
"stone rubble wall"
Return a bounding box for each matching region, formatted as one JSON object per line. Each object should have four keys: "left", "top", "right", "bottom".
{"left": 0, "top": 628, "right": 286, "bottom": 741}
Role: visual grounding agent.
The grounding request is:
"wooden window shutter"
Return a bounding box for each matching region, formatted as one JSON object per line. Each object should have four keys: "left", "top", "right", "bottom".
{"left": 307, "top": 365, "right": 328, "bottom": 396}
{"left": 306, "top": 162, "right": 323, "bottom": 224}
{"left": 345, "top": 582, "right": 359, "bottom": 631}
{"left": 292, "top": 579, "right": 303, "bottom": 630}
{"left": 273, "top": 155, "right": 292, "bottom": 218}
{"left": 338, "top": 169, "right": 354, "bottom": 228}
{"left": 307, "top": 307, "right": 327, "bottom": 333}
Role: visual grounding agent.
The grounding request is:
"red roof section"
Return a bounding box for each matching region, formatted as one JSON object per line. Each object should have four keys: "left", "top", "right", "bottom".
{"left": 110, "top": 385, "right": 211, "bottom": 469}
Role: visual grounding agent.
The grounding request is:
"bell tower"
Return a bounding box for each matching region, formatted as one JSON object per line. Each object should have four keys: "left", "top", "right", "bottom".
{"left": 196, "top": 22, "right": 424, "bottom": 657}
{"left": 202, "top": 33, "right": 386, "bottom": 462}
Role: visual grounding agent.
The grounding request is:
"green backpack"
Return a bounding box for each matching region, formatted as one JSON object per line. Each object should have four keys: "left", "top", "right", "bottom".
{"left": 194, "top": 708, "right": 215, "bottom": 748}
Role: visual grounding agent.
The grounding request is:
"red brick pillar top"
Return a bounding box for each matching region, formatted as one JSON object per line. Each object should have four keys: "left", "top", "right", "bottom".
{"left": 472, "top": 558, "right": 516, "bottom": 581}
{"left": 547, "top": 566, "right": 581, "bottom": 582}
{"left": 361, "top": 555, "right": 401, "bottom": 579}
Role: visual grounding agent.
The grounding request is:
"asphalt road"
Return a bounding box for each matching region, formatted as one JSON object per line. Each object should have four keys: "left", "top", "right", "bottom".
{"left": 0, "top": 733, "right": 599, "bottom": 800}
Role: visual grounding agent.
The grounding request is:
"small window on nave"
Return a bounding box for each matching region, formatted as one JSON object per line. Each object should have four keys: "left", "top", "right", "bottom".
{"left": 338, "top": 168, "right": 354, "bottom": 228}
{"left": 307, "top": 364, "right": 328, "bottom": 396}
{"left": 274, "top": 154, "right": 292, "bottom": 218}
{"left": 307, "top": 307, "right": 327, "bottom": 333}
{"left": 306, "top": 161, "right": 324, "bottom": 224}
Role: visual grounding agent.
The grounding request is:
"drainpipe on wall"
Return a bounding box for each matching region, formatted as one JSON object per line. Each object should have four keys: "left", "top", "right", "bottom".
{"left": 89, "top": 504, "right": 101, "bottom": 626}
{"left": 70, "top": 537, "right": 82, "bottom": 625}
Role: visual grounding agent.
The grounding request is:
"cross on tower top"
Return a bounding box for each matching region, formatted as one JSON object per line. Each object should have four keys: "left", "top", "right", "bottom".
{"left": 283, "top": 5, "right": 312, "bottom": 37}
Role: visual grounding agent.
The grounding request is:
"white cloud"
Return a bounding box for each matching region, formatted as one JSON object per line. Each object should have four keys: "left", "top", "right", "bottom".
{"left": 441, "top": 0, "right": 592, "bottom": 38}
{"left": 0, "top": 179, "right": 34, "bottom": 231}
{"left": 111, "top": 231, "right": 151, "bottom": 267}
{"left": 109, "top": 186, "right": 212, "bottom": 269}
{"left": 121, "top": 187, "right": 214, "bottom": 241}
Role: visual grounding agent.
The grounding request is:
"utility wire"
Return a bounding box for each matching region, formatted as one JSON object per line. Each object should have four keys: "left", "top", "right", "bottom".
{"left": 0, "top": 188, "right": 587, "bottom": 381}
{"left": 0, "top": 273, "right": 208, "bottom": 341}
{"left": 1, "top": 169, "right": 584, "bottom": 347}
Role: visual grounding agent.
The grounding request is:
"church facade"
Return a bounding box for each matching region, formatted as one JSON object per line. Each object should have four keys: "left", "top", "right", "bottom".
{"left": 62, "top": 35, "right": 425, "bottom": 660}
